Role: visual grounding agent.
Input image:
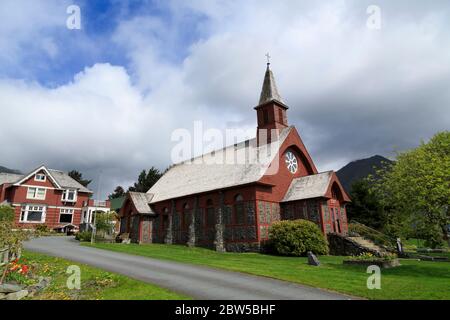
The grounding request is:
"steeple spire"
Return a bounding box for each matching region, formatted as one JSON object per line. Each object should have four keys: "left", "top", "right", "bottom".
{"left": 258, "top": 61, "right": 284, "bottom": 106}
{"left": 254, "top": 59, "right": 289, "bottom": 145}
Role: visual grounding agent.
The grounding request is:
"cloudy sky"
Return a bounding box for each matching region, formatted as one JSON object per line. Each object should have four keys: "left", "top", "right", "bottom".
{"left": 0, "top": 0, "right": 449, "bottom": 198}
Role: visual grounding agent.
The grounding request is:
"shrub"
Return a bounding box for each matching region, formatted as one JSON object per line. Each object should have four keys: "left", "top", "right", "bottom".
{"left": 95, "top": 211, "right": 118, "bottom": 237}
{"left": 75, "top": 231, "right": 92, "bottom": 242}
{"left": 0, "top": 205, "right": 29, "bottom": 284}
{"left": 0, "top": 205, "right": 14, "bottom": 222}
{"left": 35, "top": 224, "right": 50, "bottom": 234}
{"left": 269, "top": 219, "right": 329, "bottom": 256}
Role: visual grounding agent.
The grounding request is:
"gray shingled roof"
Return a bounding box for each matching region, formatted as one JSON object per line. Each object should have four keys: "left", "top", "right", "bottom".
{"left": 0, "top": 173, "right": 23, "bottom": 185}
{"left": 282, "top": 171, "right": 333, "bottom": 202}
{"left": 258, "top": 64, "right": 285, "bottom": 105}
{"left": 148, "top": 127, "right": 293, "bottom": 203}
{"left": 48, "top": 169, "right": 92, "bottom": 193}
{"left": 0, "top": 168, "right": 92, "bottom": 193}
{"left": 129, "top": 192, "right": 155, "bottom": 215}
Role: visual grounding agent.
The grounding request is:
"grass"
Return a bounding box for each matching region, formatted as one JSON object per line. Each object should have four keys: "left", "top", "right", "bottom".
{"left": 83, "top": 242, "right": 450, "bottom": 300}
{"left": 21, "top": 250, "right": 190, "bottom": 300}
{"left": 403, "top": 238, "right": 449, "bottom": 250}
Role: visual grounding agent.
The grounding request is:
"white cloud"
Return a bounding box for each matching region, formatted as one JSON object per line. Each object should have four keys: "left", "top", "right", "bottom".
{"left": 111, "top": 0, "right": 450, "bottom": 171}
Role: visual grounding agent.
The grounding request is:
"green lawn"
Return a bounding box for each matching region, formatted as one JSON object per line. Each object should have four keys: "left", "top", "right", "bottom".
{"left": 83, "top": 243, "right": 450, "bottom": 300}
{"left": 21, "top": 250, "right": 190, "bottom": 300}
{"left": 403, "top": 238, "right": 449, "bottom": 250}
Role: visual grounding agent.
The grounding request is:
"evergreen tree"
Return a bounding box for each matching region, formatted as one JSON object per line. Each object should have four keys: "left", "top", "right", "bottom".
{"left": 347, "top": 179, "right": 386, "bottom": 230}
{"left": 129, "top": 167, "right": 163, "bottom": 193}
{"left": 109, "top": 186, "right": 125, "bottom": 199}
{"left": 68, "top": 170, "right": 92, "bottom": 187}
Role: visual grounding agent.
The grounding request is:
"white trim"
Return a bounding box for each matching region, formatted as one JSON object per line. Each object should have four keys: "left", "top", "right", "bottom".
{"left": 54, "top": 206, "right": 81, "bottom": 211}
{"left": 14, "top": 165, "right": 62, "bottom": 189}
{"left": 21, "top": 185, "right": 57, "bottom": 190}
{"left": 11, "top": 203, "right": 83, "bottom": 211}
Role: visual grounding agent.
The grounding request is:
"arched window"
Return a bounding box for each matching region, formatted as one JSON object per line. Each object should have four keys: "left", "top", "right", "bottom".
{"left": 206, "top": 199, "right": 215, "bottom": 227}
{"left": 234, "top": 194, "right": 245, "bottom": 225}
{"left": 331, "top": 183, "right": 343, "bottom": 201}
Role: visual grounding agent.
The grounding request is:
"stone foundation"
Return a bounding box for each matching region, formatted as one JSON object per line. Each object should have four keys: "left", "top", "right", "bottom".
{"left": 225, "top": 242, "right": 260, "bottom": 252}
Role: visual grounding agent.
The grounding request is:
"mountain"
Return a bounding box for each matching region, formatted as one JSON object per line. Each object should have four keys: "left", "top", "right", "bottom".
{"left": 0, "top": 165, "right": 22, "bottom": 174}
{"left": 336, "top": 155, "right": 393, "bottom": 193}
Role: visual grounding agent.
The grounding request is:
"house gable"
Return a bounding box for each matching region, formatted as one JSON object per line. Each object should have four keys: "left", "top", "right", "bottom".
{"left": 13, "top": 165, "right": 62, "bottom": 189}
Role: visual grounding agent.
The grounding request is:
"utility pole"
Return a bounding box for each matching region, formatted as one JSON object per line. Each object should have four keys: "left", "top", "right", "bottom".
{"left": 90, "top": 170, "right": 102, "bottom": 244}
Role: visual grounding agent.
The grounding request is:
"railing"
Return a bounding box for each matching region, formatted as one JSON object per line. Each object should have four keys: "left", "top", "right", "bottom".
{"left": 0, "top": 247, "right": 9, "bottom": 267}
{"left": 348, "top": 221, "right": 396, "bottom": 250}
{"left": 93, "top": 200, "right": 107, "bottom": 207}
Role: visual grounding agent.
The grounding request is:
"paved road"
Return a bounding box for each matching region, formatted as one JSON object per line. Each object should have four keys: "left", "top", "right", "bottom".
{"left": 24, "top": 236, "right": 351, "bottom": 300}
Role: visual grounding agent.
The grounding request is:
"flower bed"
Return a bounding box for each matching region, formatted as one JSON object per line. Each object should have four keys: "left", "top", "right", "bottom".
{"left": 0, "top": 258, "right": 51, "bottom": 300}
{"left": 343, "top": 259, "right": 401, "bottom": 268}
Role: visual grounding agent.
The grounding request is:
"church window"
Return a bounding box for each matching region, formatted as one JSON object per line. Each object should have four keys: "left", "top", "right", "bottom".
{"left": 285, "top": 151, "right": 298, "bottom": 174}
{"left": 278, "top": 109, "right": 283, "bottom": 123}
{"left": 162, "top": 207, "right": 169, "bottom": 230}
{"left": 234, "top": 194, "right": 245, "bottom": 225}
{"left": 206, "top": 199, "right": 215, "bottom": 227}
{"left": 182, "top": 203, "right": 191, "bottom": 229}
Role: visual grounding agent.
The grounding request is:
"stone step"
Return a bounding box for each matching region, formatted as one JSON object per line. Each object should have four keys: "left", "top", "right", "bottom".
{"left": 348, "top": 237, "right": 387, "bottom": 254}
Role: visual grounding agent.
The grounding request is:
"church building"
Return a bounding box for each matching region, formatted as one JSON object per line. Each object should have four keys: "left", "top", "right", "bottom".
{"left": 120, "top": 63, "right": 350, "bottom": 251}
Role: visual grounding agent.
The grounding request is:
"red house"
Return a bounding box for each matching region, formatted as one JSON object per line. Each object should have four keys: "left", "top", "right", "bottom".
{"left": 120, "top": 64, "right": 350, "bottom": 251}
{"left": 0, "top": 165, "right": 93, "bottom": 231}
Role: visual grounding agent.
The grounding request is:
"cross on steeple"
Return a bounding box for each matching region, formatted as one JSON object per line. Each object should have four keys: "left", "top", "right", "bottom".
{"left": 265, "top": 53, "right": 271, "bottom": 66}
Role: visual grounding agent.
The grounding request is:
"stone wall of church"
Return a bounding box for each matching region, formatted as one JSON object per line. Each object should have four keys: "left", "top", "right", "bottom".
{"left": 257, "top": 201, "right": 281, "bottom": 240}
{"left": 149, "top": 187, "right": 262, "bottom": 252}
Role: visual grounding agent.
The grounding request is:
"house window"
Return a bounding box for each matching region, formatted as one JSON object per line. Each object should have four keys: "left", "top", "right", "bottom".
{"left": 59, "top": 209, "right": 74, "bottom": 223}
{"left": 27, "top": 187, "right": 46, "bottom": 200}
{"left": 20, "top": 205, "right": 46, "bottom": 223}
{"left": 34, "top": 173, "right": 46, "bottom": 182}
{"left": 62, "top": 189, "right": 77, "bottom": 202}
{"left": 234, "top": 194, "right": 245, "bottom": 225}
